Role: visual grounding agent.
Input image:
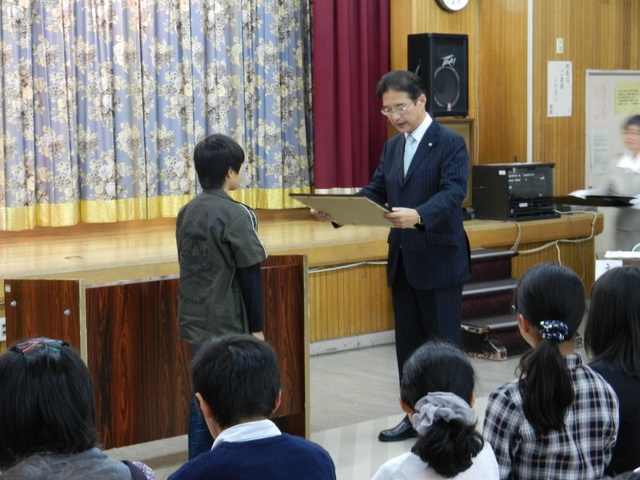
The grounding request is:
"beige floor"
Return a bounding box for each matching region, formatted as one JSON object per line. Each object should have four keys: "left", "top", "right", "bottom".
{"left": 105, "top": 342, "right": 528, "bottom": 479}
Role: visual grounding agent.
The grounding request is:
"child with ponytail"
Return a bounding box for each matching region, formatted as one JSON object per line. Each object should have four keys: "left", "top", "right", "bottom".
{"left": 372, "top": 340, "right": 499, "bottom": 479}
{"left": 483, "top": 263, "right": 619, "bottom": 480}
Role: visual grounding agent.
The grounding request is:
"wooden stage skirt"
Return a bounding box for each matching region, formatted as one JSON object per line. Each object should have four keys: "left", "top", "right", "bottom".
{"left": 0, "top": 209, "right": 603, "bottom": 346}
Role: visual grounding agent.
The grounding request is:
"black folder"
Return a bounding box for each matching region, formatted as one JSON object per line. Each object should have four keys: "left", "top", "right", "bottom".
{"left": 553, "top": 195, "right": 634, "bottom": 207}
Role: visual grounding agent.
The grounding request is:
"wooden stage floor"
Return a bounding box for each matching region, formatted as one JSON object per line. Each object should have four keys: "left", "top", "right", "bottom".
{"left": 0, "top": 209, "right": 390, "bottom": 281}
{"left": 0, "top": 208, "right": 602, "bottom": 279}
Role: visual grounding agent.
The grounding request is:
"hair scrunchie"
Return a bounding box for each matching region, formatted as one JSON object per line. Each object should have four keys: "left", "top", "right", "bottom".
{"left": 538, "top": 319, "right": 569, "bottom": 342}
{"left": 410, "top": 391, "right": 474, "bottom": 436}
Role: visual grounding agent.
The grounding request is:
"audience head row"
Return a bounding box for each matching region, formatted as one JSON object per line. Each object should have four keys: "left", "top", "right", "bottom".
{"left": 2, "top": 262, "right": 639, "bottom": 478}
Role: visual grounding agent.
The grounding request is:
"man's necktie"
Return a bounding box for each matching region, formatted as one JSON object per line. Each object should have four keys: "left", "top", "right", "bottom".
{"left": 403, "top": 134, "right": 417, "bottom": 175}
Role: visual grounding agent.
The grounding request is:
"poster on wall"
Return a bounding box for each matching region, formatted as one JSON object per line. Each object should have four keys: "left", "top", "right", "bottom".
{"left": 585, "top": 70, "right": 640, "bottom": 252}
{"left": 547, "top": 61, "right": 573, "bottom": 117}
{"left": 586, "top": 70, "right": 640, "bottom": 189}
{"left": 614, "top": 81, "right": 640, "bottom": 115}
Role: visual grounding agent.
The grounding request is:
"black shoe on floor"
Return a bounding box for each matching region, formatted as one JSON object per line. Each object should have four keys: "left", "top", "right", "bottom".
{"left": 378, "top": 415, "right": 418, "bottom": 442}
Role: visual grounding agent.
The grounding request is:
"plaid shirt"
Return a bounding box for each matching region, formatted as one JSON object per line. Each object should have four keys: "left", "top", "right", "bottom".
{"left": 483, "top": 353, "right": 618, "bottom": 480}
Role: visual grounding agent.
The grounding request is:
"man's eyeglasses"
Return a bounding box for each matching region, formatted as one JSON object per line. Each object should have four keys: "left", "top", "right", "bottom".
{"left": 380, "top": 102, "right": 415, "bottom": 116}
{"left": 623, "top": 128, "right": 640, "bottom": 137}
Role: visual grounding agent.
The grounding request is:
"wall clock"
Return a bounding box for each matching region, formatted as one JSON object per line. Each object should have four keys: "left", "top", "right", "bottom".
{"left": 435, "top": 0, "right": 469, "bottom": 12}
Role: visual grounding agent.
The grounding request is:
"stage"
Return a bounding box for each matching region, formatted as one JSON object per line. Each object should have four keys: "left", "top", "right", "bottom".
{"left": 1, "top": 209, "right": 603, "bottom": 349}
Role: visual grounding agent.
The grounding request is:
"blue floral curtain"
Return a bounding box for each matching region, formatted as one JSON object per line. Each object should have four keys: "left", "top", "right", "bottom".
{"left": 0, "top": 0, "right": 313, "bottom": 231}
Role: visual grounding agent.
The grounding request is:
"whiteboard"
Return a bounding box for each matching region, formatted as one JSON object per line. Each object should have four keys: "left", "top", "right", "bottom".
{"left": 585, "top": 70, "right": 640, "bottom": 252}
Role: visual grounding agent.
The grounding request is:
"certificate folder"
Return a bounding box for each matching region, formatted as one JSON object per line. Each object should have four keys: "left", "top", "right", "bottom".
{"left": 289, "top": 193, "right": 393, "bottom": 227}
{"left": 553, "top": 195, "right": 633, "bottom": 207}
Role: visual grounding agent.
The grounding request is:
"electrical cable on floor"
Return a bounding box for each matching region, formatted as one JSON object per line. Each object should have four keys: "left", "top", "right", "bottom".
{"left": 310, "top": 260, "right": 387, "bottom": 274}
{"left": 515, "top": 211, "right": 598, "bottom": 271}
{"left": 309, "top": 211, "right": 598, "bottom": 274}
{"left": 510, "top": 221, "right": 522, "bottom": 252}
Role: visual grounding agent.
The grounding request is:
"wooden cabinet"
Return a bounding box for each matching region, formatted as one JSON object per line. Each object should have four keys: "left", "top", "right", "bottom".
{"left": 440, "top": 117, "right": 475, "bottom": 208}
{"left": 4, "top": 255, "right": 308, "bottom": 449}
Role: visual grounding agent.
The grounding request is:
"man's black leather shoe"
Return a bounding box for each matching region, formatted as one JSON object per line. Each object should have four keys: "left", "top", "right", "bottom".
{"left": 378, "top": 415, "right": 418, "bottom": 442}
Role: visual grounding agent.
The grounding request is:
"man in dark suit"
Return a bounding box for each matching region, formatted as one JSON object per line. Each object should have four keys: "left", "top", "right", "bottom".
{"left": 363, "top": 71, "right": 470, "bottom": 442}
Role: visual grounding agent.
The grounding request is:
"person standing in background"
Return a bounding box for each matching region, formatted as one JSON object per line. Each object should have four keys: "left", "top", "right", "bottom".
{"left": 572, "top": 114, "right": 640, "bottom": 250}
{"left": 176, "top": 134, "right": 268, "bottom": 459}
{"left": 314, "top": 70, "right": 470, "bottom": 442}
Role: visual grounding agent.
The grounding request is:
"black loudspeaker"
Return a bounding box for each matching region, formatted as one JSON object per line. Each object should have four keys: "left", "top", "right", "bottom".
{"left": 408, "top": 33, "right": 468, "bottom": 117}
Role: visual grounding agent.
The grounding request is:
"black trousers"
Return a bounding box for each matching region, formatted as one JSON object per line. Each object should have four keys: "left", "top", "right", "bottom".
{"left": 391, "top": 254, "right": 463, "bottom": 382}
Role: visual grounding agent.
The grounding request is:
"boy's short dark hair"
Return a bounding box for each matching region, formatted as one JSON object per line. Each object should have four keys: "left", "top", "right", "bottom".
{"left": 0, "top": 339, "right": 97, "bottom": 469}
{"left": 191, "top": 334, "right": 281, "bottom": 429}
{"left": 376, "top": 70, "right": 427, "bottom": 101}
{"left": 193, "top": 134, "right": 245, "bottom": 190}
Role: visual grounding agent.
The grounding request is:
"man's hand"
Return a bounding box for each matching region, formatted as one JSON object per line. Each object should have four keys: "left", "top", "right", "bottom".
{"left": 309, "top": 208, "right": 333, "bottom": 222}
{"left": 252, "top": 331, "right": 265, "bottom": 341}
{"left": 383, "top": 207, "right": 421, "bottom": 228}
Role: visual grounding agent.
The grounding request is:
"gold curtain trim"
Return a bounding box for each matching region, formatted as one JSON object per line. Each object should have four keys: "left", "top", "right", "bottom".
{"left": 79, "top": 197, "right": 196, "bottom": 223}
{"left": 5, "top": 204, "right": 81, "bottom": 231}
{"left": 230, "top": 187, "right": 311, "bottom": 209}
{"left": 1, "top": 189, "right": 311, "bottom": 231}
{"left": 146, "top": 196, "right": 193, "bottom": 219}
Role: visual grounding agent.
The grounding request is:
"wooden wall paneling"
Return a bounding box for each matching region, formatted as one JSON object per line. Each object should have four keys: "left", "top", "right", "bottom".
{"left": 477, "top": 0, "right": 528, "bottom": 165}
{"left": 390, "top": 0, "right": 413, "bottom": 71}
{"left": 533, "top": 0, "right": 640, "bottom": 197}
{"left": 624, "top": 0, "right": 640, "bottom": 68}
{"left": 440, "top": 118, "right": 475, "bottom": 204}
{"left": 533, "top": 0, "right": 584, "bottom": 196}
{"left": 309, "top": 267, "right": 340, "bottom": 341}
{"left": 359, "top": 264, "right": 394, "bottom": 334}
{"left": 309, "top": 264, "right": 393, "bottom": 342}
{"left": 308, "top": 272, "right": 329, "bottom": 341}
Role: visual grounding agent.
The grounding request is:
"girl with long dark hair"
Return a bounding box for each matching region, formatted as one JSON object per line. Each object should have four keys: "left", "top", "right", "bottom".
{"left": 483, "top": 263, "right": 618, "bottom": 480}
